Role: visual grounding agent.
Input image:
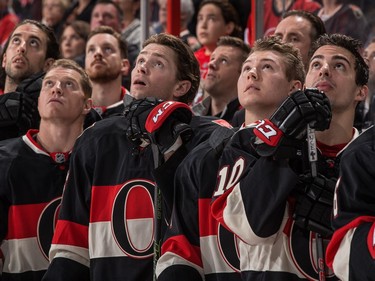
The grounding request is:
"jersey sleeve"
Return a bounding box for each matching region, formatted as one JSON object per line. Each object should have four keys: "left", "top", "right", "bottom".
{"left": 43, "top": 132, "right": 94, "bottom": 281}
{"left": 156, "top": 144, "right": 206, "bottom": 281}
{"left": 0, "top": 148, "right": 12, "bottom": 244}
{"left": 326, "top": 127, "right": 375, "bottom": 280}
{"left": 211, "top": 127, "right": 299, "bottom": 245}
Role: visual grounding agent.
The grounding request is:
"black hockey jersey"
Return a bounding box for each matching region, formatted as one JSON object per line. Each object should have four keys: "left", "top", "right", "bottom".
{"left": 211, "top": 126, "right": 358, "bottom": 281}
{"left": 326, "top": 126, "right": 375, "bottom": 281}
{"left": 42, "top": 114, "right": 228, "bottom": 281}
{"left": 91, "top": 87, "right": 129, "bottom": 120}
{"left": 156, "top": 126, "right": 242, "bottom": 281}
{"left": 0, "top": 130, "right": 70, "bottom": 280}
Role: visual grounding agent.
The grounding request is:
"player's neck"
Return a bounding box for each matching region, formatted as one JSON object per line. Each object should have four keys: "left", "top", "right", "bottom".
{"left": 244, "top": 108, "right": 274, "bottom": 126}
{"left": 91, "top": 80, "right": 123, "bottom": 107}
{"left": 37, "top": 121, "right": 83, "bottom": 153}
{"left": 315, "top": 113, "right": 354, "bottom": 146}
{"left": 3, "top": 78, "right": 19, "bottom": 93}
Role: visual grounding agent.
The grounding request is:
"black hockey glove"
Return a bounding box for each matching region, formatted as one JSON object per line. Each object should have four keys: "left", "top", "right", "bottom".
{"left": 124, "top": 96, "right": 163, "bottom": 148}
{"left": 0, "top": 91, "right": 38, "bottom": 134}
{"left": 253, "top": 89, "right": 331, "bottom": 157}
{"left": 145, "top": 101, "right": 193, "bottom": 154}
{"left": 292, "top": 173, "right": 336, "bottom": 237}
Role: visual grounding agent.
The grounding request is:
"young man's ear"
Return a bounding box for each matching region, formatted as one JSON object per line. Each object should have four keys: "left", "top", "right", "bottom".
{"left": 225, "top": 22, "right": 235, "bottom": 36}
{"left": 355, "top": 85, "right": 368, "bottom": 102}
{"left": 43, "top": 58, "right": 55, "bottom": 71}
{"left": 2, "top": 53, "right": 7, "bottom": 68}
{"left": 121, "top": 59, "right": 131, "bottom": 76}
{"left": 290, "top": 80, "right": 303, "bottom": 93}
{"left": 173, "top": 80, "right": 191, "bottom": 98}
{"left": 83, "top": 98, "right": 93, "bottom": 115}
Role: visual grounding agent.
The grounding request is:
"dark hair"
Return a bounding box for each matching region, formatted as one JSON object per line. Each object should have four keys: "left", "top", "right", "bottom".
{"left": 309, "top": 33, "right": 369, "bottom": 86}
{"left": 63, "top": 20, "right": 90, "bottom": 42}
{"left": 143, "top": 33, "right": 200, "bottom": 104}
{"left": 0, "top": 19, "right": 60, "bottom": 87}
{"left": 88, "top": 26, "right": 128, "bottom": 59}
{"left": 217, "top": 36, "right": 251, "bottom": 63}
{"left": 198, "top": 0, "right": 242, "bottom": 39}
{"left": 283, "top": 10, "right": 326, "bottom": 43}
{"left": 252, "top": 36, "right": 306, "bottom": 84}
{"left": 47, "top": 58, "right": 92, "bottom": 99}
{"left": 93, "top": 0, "right": 124, "bottom": 23}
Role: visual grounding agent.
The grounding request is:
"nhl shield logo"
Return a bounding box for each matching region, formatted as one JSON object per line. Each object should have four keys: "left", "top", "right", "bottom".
{"left": 53, "top": 153, "right": 66, "bottom": 163}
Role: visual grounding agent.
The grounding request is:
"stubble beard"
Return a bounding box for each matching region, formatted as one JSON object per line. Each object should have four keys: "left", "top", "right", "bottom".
{"left": 88, "top": 68, "right": 121, "bottom": 83}
{"left": 5, "top": 63, "right": 34, "bottom": 86}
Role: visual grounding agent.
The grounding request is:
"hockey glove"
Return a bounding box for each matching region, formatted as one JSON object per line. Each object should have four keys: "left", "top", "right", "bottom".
{"left": 292, "top": 173, "right": 336, "bottom": 237}
{"left": 145, "top": 101, "right": 193, "bottom": 154}
{"left": 124, "top": 97, "right": 163, "bottom": 148}
{"left": 0, "top": 91, "right": 38, "bottom": 134}
{"left": 253, "top": 89, "right": 331, "bottom": 157}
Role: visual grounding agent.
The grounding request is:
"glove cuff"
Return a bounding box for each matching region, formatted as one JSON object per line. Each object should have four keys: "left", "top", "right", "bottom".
{"left": 253, "top": 119, "right": 284, "bottom": 146}
{"left": 164, "top": 136, "right": 183, "bottom": 155}
{"left": 145, "top": 101, "right": 191, "bottom": 133}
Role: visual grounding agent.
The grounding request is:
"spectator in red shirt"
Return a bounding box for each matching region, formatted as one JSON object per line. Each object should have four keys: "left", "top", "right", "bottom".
{"left": 245, "top": 0, "right": 321, "bottom": 45}
{"left": 0, "top": 0, "right": 19, "bottom": 48}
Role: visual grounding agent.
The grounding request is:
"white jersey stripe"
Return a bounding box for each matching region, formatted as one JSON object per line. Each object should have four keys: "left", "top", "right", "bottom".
{"left": 1, "top": 238, "right": 49, "bottom": 273}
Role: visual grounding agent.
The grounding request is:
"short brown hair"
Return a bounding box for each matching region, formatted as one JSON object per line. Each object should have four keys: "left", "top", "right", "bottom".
{"left": 251, "top": 36, "right": 306, "bottom": 84}
{"left": 217, "top": 36, "right": 251, "bottom": 65}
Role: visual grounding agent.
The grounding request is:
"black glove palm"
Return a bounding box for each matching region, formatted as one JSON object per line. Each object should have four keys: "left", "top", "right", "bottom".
{"left": 293, "top": 173, "right": 336, "bottom": 237}
{"left": 124, "top": 96, "right": 163, "bottom": 149}
{"left": 0, "top": 92, "right": 37, "bottom": 136}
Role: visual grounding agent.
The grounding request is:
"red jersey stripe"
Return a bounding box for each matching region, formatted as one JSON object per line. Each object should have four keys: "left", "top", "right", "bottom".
{"left": 52, "top": 219, "right": 89, "bottom": 248}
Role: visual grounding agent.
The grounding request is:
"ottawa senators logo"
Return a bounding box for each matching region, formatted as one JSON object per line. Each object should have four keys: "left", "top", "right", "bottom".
{"left": 112, "top": 179, "right": 155, "bottom": 258}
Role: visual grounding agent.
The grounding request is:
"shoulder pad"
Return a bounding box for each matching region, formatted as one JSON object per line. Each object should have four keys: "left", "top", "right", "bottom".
{"left": 209, "top": 126, "right": 235, "bottom": 153}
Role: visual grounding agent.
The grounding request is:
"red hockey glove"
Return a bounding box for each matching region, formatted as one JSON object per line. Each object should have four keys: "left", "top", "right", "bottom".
{"left": 253, "top": 89, "right": 331, "bottom": 157}
{"left": 145, "top": 101, "right": 193, "bottom": 154}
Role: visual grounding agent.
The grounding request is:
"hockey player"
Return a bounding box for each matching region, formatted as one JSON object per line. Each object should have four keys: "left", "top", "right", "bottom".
{"left": 0, "top": 59, "right": 92, "bottom": 280}
{"left": 85, "top": 26, "right": 131, "bottom": 119}
{"left": 211, "top": 33, "right": 368, "bottom": 280}
{"left": 325, "top": 124, "right": 375, "bottom": 281}
{"left": 232, "top": 10, "right": 327, "bottom": 127}
{"left": 42, "top": 33, "right": 227, "bottom": 281}
{"left": 0, "top": 19, "right": 60, "bottom": 140}
{"left": 155, "top": 36, "right": 308, "bottom": 281}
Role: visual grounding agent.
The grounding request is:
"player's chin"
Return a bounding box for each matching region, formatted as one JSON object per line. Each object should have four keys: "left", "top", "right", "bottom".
{"left": 130, "top": 91, "right": 148, "bottom": 100}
